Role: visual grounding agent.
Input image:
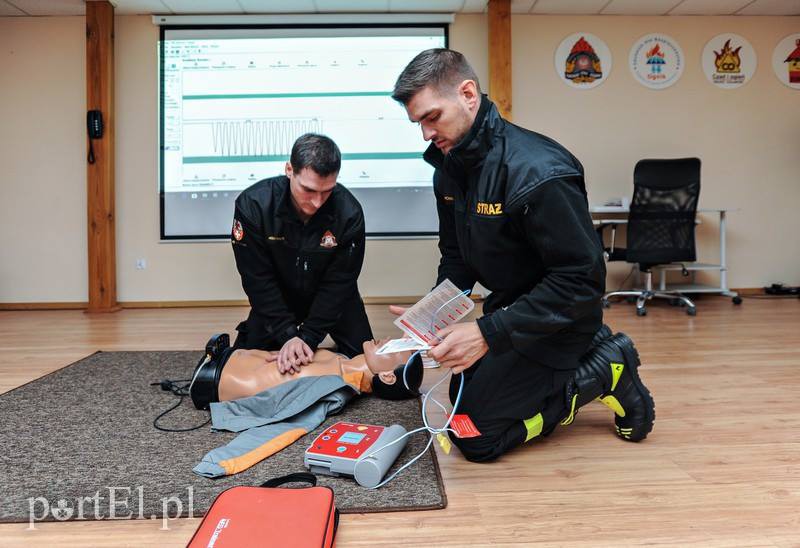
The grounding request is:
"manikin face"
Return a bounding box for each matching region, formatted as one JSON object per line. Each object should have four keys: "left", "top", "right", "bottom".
{"left": 285, "top": 164, "right": 337, "bottom": 222}
{"left": 403, "top": 80, "right": 480, "bottom": 155}
{"left": 362, "top": 339, "right": 414, "bottom": 374}
{"left": 378, "top": 371, "right": 397, "bottom": 385}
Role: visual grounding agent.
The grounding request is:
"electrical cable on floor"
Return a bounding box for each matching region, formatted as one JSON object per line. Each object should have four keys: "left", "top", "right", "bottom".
{"left": 616, "top": 265, "right": 637, "bottom": 292}
{"left": 150, "top": 378, "right": 211, "bottom": 432}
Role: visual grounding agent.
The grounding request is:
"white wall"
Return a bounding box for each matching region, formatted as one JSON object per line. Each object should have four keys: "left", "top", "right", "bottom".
{"left": 511, "top": 15, "right": 800, "bottom": 290}
{"left": 0, "top": 17, "right": 87, "bottom": 302}
{"left": 0, "top": 13, "right": 797, "bottom": 304}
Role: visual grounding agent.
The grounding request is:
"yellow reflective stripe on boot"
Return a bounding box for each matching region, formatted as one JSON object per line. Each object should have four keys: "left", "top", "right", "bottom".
{"left": 598, "top": 395, "right": 626, "bottom": 417}
{"left": 523, "top": 413, "right": 544, "bottom": 442}
{"left": 560, "top": 394, "right": 578, "bottom": 426}
{"left": 610, "top": 362, "right": 624, "bottom": 391}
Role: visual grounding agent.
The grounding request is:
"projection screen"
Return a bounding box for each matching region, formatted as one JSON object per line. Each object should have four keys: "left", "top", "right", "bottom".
{"left": 159, "top": 25, "right": 448, "bottom": 239}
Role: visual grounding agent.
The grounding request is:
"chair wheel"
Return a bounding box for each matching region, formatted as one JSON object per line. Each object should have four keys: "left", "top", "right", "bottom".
{"left": 732, "top": 296, "right": 742, "bottom": 305}
{"left": 602, "top": 298, "right": 610, "bottom": 308}
{"left": 687, "top": 306, "right": 697, "bottom": 316}
{"left": 636, "top": 307, "right": 647, "bottom": 317}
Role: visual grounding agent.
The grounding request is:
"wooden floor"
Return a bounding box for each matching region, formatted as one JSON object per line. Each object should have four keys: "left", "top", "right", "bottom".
{"left": 1, "top": 297, "right": 799, "bottom": 547}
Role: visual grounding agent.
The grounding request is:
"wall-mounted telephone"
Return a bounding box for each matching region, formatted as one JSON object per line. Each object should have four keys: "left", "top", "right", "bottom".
{"left": 87, "top": 110, "right": 104, "bottom": 164}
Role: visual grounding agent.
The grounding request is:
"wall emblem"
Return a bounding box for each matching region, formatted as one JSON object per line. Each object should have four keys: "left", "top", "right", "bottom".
{"left": 629, "top": 34, "right": 684, "bottom": 89}
{"left": 772, "top": 34, "right": 800, "bottom": 89}
{"left": 555, "top": 33, "right": 612, "bottom": 89}
{"left": 702, "top": 34, "right": 757, "bottom": 89}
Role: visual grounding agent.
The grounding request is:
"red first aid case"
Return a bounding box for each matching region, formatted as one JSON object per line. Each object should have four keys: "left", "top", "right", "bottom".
{"left": 187, "top": 473, "right": 338, "bottom": 548}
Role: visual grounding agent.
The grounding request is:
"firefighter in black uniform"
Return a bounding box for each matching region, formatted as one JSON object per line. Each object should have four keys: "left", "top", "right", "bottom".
{"left": 392, "top": 49, "right": 655, "bottom": 461}
{"left": 231, "top": 133, "right": 373, "bottom": 374}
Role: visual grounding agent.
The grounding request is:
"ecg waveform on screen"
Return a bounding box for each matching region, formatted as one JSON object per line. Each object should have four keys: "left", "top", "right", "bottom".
{"left": 207, "top": 118, "right": 324, "bottom": 157}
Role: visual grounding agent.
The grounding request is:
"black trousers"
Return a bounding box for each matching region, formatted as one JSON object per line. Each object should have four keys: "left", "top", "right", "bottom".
{"left": 233, "top": 293, "right": 373, "bottom": 358}
{"left": 446, "top": 349, "right": 575, "bottom": 462}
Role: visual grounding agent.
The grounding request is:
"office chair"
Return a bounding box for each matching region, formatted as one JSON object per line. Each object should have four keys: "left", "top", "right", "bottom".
{"left": 600, "top": 158, "right": 701, "bottom": 316}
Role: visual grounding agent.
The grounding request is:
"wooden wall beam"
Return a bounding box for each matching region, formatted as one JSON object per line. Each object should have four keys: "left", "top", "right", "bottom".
{"left": 488, "top": 0, "right": 512, "bottom": 120}
{"left": 85, "top": 1, "right": 119, "bottom": 312}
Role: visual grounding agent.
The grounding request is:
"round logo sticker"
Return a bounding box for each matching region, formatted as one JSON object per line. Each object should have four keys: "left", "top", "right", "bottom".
{"left": 629, "top": 34, "right": 684, "bottom": 90}
{"left": 702, "top": 33, "right": 757, "bottom": 89}
{"left": 554, "top": 33, "right": 613, "bottom": 90}
{"left": 772, "top": 33, "right": 800, "bottom": 90}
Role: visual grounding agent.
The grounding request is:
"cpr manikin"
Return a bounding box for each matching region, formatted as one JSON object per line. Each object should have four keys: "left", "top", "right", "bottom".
{"left": 190, "top": 335, "right": 424, "bottom": 478}
{"left": 190, "top": 335, "right": 423, "bottom": 410}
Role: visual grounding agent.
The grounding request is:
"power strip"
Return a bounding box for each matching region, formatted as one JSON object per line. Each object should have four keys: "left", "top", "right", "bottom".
{"left": 764, "top": 284, "right": 800, "bottom": 296}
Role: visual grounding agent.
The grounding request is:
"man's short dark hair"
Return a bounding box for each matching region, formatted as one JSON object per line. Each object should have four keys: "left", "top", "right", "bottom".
{"left": 392, "top": 48, "right": 481, "bottom": 105}
{"left": 290, "top": 133, "right": 341, "bottom": 177}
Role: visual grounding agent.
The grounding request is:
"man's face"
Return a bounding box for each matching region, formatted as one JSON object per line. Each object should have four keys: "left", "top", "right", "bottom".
{"left": 404, "top": 81, "right": 479, "bottom": 155}
{"left": 285, "top": 164, "right": 337, "bottom": 221}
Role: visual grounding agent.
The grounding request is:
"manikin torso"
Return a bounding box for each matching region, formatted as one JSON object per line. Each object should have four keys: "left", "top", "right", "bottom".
{"left": 218, "top": 341, "right": 413, "bottom": 401}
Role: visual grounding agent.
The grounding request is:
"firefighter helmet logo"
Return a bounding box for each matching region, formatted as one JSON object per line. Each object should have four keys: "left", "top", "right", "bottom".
{"left": 554, "top": 32, "right": 612, "bottom": 90}
{"left": 320, "top": 230, "right": 337, "bottom": 248}
{"left": 232, "top": 219, "right": 244, "bottom": 241}
{"left": 565, "top": 36, "right": 603, "bottom": 84}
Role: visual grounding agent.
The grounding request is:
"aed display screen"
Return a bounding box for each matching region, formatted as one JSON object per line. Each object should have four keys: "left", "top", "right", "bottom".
{"left": 337, "top": 432, "right": 366, "bottom": 445}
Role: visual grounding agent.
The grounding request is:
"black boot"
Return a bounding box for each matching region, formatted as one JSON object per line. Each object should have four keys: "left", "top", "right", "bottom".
{"left": 562, "top": 332, "right": 655, "bottom": 442}
{"left": 591, "top": 323, "right": 614, "bottom": 347}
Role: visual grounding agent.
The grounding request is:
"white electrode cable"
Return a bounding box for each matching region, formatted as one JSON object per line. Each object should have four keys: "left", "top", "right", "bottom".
{"left": 359, "top": 289, "right": 472, "bottom": 489}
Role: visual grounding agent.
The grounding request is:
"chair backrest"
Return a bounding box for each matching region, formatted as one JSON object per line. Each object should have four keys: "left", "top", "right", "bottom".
{"left": 626, "top": 158, "right": 701, "bottom": 266}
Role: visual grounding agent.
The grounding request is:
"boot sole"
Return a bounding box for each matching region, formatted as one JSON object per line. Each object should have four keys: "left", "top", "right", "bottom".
{"left": 608, "top": 333, "right": 655, "bottom": 442}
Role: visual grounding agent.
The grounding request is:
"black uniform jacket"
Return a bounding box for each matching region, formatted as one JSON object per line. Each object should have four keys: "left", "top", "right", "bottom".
{"left": 231, "top": 176, "right": 366, "bottom": 351}
{"left": 425, "top": 96, "right": 606, "bottom": 370}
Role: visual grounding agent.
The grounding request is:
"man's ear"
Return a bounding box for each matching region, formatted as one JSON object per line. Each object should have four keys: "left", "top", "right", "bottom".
{"left": 459, "top": 79, "right": 479, "bottom": 111}
{"left": 285, "top": 161, "right": 293, "bottom": 179}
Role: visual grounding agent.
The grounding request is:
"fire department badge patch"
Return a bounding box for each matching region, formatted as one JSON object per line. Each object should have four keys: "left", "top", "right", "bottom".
{"left": 232, "top": 219, "right": 244, "bottom": 241}
{"left": 320, "top": 230, "right": 337, "bottom": 248}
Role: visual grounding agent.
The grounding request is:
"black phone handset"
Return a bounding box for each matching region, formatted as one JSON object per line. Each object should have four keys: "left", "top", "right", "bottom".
{"left": 87, "top": 110, "right": 104, "bottom": 164}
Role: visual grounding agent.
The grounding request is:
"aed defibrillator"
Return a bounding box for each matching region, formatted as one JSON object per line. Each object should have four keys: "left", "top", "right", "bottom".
{"left": 304, "top": 421, "right": 408, "bottom": 488}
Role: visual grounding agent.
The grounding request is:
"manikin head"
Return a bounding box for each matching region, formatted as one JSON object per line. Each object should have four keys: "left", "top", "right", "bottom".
{"left": 285, "top": 133, "right": 340, "bottom": 222}
{"left": 362, "top": 339, "right": 414, "bottom": 374}
{"left": 362, "top": 339, "right": 424, "bottom": 400}
{"left": 392, "top": 49, "right": 482, "bottom": 155}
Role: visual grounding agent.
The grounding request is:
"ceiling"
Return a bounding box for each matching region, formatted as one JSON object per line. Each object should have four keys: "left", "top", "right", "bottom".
{"left": 1, "top": 0, "right": 798, "bottom": 17}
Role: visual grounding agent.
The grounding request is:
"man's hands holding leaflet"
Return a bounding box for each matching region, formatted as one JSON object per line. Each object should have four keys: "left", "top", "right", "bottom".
{"left": 389, "top": 304, "right": 488, "bottom": 374}
{"left": 428, "top": 322, "right": 488, "bottom": 374}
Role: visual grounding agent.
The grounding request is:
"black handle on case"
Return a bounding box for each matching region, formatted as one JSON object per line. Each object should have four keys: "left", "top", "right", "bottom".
{"left": 260, "top": 472, "right": 318, "bottom": 488}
